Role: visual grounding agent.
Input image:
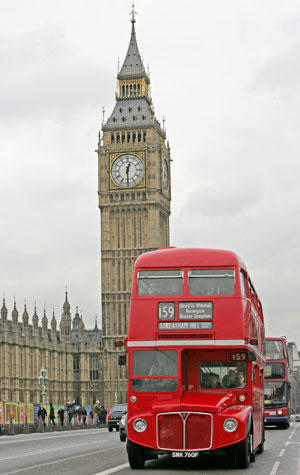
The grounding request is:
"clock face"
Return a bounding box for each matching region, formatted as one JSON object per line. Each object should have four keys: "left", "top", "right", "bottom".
{"left": 162, "top": 159, "right": 169, "bottom": 191}
{"left": 111, "top": 154, "right": 144, "bottom": 187}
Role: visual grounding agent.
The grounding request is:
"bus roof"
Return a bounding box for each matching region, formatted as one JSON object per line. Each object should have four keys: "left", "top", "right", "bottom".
{"left": 135, "top": 247, "right": 247, "bottom": 270}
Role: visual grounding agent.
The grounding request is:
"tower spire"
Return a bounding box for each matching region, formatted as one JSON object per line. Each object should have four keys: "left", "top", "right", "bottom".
{"left": 130, "top": 2, "right": 137, "bottom": 24}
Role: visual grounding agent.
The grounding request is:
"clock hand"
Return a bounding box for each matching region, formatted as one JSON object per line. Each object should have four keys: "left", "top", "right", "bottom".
{"left": 126, "top": 163, "right": 131, "bottom": 186}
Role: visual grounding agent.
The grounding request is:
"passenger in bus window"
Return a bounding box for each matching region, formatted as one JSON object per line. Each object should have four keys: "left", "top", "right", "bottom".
{"left": 222, "top": 370, "right": 236, "bottom": 388}
{"left": 149, "top": 352, "right": 177, "bottom": 376}
{"left": 206, "top": 278, "right": 220, "bottom": 295}
{"left": 169, "top": 281, "right": 181, "bottom": 295}
{"left": 235, "top": 372, "right": 246, "bottom": 388}
{"left": 147, "top": 281, "right": 160, "bottom": 296}
{"left": 206, "top": 373, "right": 222, "bottom": 388}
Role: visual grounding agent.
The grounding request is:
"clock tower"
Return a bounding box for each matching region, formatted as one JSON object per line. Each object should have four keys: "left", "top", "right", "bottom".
{"left": 97, "top": 6, "right": 171, "bottom": 406}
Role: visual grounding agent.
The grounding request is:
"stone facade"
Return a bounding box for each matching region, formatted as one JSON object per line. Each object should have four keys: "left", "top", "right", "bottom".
{"left": 98, "top": 12, "right": 171, "bottom": 406}
{"left": 0, "top": 294, "right": 103, "bottom": 406}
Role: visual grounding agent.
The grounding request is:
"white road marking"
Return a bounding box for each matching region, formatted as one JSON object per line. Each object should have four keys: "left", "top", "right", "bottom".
{"left": 270, "top": 461, "right": 280, "bottom": 475}
{"left": 279, "top": 449, "right": 285, "bottom": 457}
{"left": 93, "top": 463, "right": 130, "bottom": 475}
{"left": 0, "top": 444, "right": 121, "bottom": 475}
{"left": 285, "top": 441, "right": 290, "bottom": 446}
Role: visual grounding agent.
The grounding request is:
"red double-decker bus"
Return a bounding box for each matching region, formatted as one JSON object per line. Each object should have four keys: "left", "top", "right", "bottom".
{"left": 264, "top": 337, "right": 290, "bottom": 429}
{"left": 124, "top": 248, "right": 265, "bottom": 469}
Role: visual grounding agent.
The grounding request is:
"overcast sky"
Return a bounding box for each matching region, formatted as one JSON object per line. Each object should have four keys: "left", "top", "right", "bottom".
{"left": 1, "top": 0, "right": 300, "bottom": 345}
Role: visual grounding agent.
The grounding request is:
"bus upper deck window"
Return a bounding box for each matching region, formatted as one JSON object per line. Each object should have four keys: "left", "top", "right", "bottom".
{"left": 240, "top": 271, "right": 248, "bottom": 298}
{"left": 137, "top": 270, "right": 183, "bottom": 296}
{"left": 188, "top": 269, "right": 235, "bottom": 296}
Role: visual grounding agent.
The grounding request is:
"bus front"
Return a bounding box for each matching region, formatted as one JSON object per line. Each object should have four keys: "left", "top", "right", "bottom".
{"left": 264, "top": 337, "right": 290, "bottom": 429}
{"left": 126, "top": 248, "right": 265, "bottom": 469}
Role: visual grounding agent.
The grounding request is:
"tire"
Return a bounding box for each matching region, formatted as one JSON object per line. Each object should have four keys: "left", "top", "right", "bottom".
{"left": 257, "top": 424, "right": 265, "bottom": 454}
{"left": 108, "top": 426, "right": 113, "bottom": 432}
{"left": 236, "top": 432, "right": 253, "bottom": 469}
{"left": 127, "top": 439, "right": 145, "bottom": 469}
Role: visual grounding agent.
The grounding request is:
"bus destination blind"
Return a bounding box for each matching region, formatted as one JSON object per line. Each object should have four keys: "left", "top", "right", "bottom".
{"left": 178, "top": 302, "right": 213, "bottom": 320}
{"left": 158, "top": 321, "right": 213, "bottom": 330}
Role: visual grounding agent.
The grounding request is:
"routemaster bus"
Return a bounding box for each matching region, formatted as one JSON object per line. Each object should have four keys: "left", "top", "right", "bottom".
{"left": 264, "top": 337, "right": 290, "bottom": 429}
{"left": 123, "top": 248, "right": 265, "bottom": 469}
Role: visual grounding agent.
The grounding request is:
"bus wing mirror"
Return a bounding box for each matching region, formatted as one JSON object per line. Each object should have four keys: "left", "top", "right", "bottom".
{"left": 118, "top": 354, "right": 127, "bottom": 366}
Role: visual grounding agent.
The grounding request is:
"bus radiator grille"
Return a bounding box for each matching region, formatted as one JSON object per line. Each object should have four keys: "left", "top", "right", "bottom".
{"left": 157, "top": 412, "right": 212, "bottom": 450}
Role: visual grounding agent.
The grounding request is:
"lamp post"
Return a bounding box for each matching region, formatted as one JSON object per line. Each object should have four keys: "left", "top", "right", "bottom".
{"left": 38, "top": 367, "right": 48, "bottom": 405}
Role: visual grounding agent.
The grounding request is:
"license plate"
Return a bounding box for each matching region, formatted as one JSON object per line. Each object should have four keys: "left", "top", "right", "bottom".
{"left": 117, "top": 421, "right": 120, "bottom": 425}
{"left": 171, "top": 451, "right": 199, "bottom": 458}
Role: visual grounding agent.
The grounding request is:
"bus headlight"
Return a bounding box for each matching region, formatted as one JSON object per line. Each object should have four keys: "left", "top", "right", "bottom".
{"left": 133, "top": 418, "right": 147, "bottom": 433}
{"left": 223, "top": 418, "right": 238, "bottom": 433}
{"left": 278, "top": 410, "right": 282, "bottom": 415}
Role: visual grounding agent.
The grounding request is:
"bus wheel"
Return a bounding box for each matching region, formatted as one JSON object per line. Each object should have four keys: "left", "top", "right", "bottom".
{"left": 257, "top": 424, "right": 265, "bottom": 454}
{"left": 236, "top": 432, "right": 253, "bottom": 469}
{"left": 127, "top": 439, "right": 145, "bottom": 469}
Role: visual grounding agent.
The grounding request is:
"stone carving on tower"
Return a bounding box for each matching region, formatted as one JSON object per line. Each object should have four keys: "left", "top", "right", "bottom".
{"left": 97, "top": 5, "right": 171, "bottom": 406}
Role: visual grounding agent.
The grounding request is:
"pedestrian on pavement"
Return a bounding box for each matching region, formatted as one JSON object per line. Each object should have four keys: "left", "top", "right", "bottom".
{"left": 57, "top": 406, "right": 65, "bottom": 427}
{"left": 37, "top": 405, "right": 47, "bottom": 426}
{"left": 49, "top": 403, "right": 56, "bottom": 427}
{"left": 77, "top": 406, "right": 87, "bottom": 426}
{"left": 100, "top": 405, "right": 107, "bottom": 424}
{"left": 93, "top": 400, "right": 101, "bottom": 425}
{"left": 65, "top": 399, "right": 75, "bottom": 424}
{"left": 90, "top": 408, "right": 94, "bottom": 424}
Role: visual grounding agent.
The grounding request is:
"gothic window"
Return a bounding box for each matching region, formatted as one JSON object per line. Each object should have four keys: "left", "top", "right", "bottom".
{"left": 134, "top": 84, "right": 136, "bottom": 95}
{"left": 126, "top": 85, "right": 129, "bottom": 95}
{"left": 122, "top": 133, "right": 125, "bottom": 143}
{"left": 122, "top": 117, "right": 126, "bottom": 122}
{"left": 137, "top": 85, "right": 140, "bottom": 95}
{"left": 132, "top": 132, "right": 136, "bottom": 143}
{"left": 122, "top": 85, "right": 125, "bottom": 96}
{"left": 116, "top": 134, "right": 120, "bottom": 143}
{"left": 89, "top": 355, "right": 99, "bottom": 381}
{"left": 119, "top": 107, "right": 123, "bottom": 113}
{"left": 143, "top": 132, "right": 147, "bottom": 142}
{"left": 128, "top": 107, "right": 132, "bottom": 112}
{"left": 138, "top": 132, "right": 141, "bottom": 142}
{"left": 113, "top": 117, "right": 116, "bottom": 122}
{"left": 142, "top": 192, "right": 147, "bottom": 200}
{"left": 73, "top": 355, "right": 80, "bottom": 382}
{"left": 111, "top": 134, "right": 115, "bottom": 144}
{"left": 142, "top": 115, "right": 146, "bottom": 120}
{"left": 127, "top": 132, "right": 130, "bottom": 143}
{"left": 133, "top": 116, "right": 136, "bottom": 121}
{"left": 130, "top": 84, "right": 133, "bottom": 96}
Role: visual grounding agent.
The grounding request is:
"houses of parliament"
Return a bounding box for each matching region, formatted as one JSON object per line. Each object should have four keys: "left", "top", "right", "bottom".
{"left": 0, "top": 7, "right": 171, "bottom": 408}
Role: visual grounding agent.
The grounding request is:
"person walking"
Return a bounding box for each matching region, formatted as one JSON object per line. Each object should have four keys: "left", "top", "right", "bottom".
{"left": 37, "top": 405, "right": 47, "bottom": 426}
{"left": 57, "top": 406, "right": 65, "bottom": 427}
{"left": 100, "top": 405, "right": 107, "bottom": 424}
{"left": 49, "top": 403, "right": 56, "bottom": 427}
{"left": 65, "top": 399, "right": 75, "bottom": 425}
{"left": 93, "top": 401, "right": 101, "bottom": 425}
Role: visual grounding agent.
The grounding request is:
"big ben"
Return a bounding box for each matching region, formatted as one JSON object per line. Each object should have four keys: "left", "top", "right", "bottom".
{"left": 97, "top": 5, "right": 171, "bottom": 406}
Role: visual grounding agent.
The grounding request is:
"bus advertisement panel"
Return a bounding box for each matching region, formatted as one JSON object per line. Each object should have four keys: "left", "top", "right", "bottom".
{"left": 123, "top": 248, "right": 265, "bottom": 469}
{"left": 264, "top": 337, "right": 290, "bottom": 429}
